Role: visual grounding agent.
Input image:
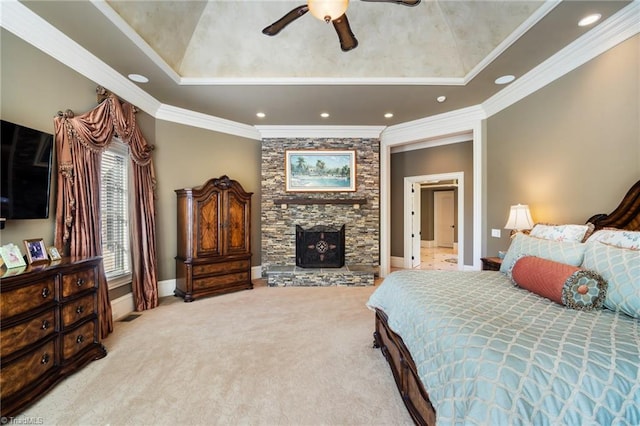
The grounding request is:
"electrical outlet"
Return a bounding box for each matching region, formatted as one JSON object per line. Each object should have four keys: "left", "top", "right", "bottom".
{"left": 491, "top": 229, "right": 501, "bottom": 238}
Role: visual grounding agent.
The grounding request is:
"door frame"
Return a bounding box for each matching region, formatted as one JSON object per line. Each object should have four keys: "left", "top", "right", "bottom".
{"left": 403, "top": 172, "right": 464, "bottom": 269}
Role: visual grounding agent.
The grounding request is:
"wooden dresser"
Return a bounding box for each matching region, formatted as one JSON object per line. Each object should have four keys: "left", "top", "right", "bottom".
{"left": 175, "top": 175, "right": 253, "bottom": 302}
{"left": 0, "top": 257, "right": 107, "bottom": 417}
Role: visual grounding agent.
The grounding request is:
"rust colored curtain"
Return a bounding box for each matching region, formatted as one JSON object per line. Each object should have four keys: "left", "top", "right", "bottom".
{"left": 54, "top": 92, "right": 158, "bottom": 339}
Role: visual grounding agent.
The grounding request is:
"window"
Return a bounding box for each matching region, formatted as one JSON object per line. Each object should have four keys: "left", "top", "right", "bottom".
{"left": 100, "top": 139, "right": 131, "bottom": 288}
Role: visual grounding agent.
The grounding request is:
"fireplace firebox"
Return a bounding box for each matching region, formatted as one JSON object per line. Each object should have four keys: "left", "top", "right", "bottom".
{"left": 296, "top": 225, "right": 345, "bottom": 268}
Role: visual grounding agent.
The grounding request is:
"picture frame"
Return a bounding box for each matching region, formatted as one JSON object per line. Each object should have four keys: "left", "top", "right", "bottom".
{"left": 0, "top": 244, "right": 27, "bottom": 269}
{"left": 285, "top": 150, "right": 356, "bottom": 192}
{"left": 24, "top": 238, "right": 48, "bottom": 264}
{"left": 47, "top": 246, "right": 62, "bottom": 261}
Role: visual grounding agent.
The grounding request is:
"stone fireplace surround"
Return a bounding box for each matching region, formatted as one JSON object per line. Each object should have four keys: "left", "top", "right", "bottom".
{"left": 261, "top": 137, "right": 380, "bottom": 286}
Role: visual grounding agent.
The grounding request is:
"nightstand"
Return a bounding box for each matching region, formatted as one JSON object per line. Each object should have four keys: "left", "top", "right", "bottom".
{"left": 481, "top": 257, "right": 503, "bottom": 271}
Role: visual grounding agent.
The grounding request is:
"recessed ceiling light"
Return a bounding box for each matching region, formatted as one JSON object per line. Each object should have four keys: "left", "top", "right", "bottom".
{"left": 256, "top": 112, "right": 266, "bottom": 118}
{"left": 436, "top": 96, "right": 446, "bottom": 103}
{"left": 128, "top": 73, "right": 149, "bottom": 83}
{"left": 578, "top": 13, "right": 602, "bottom": 27}
{"left": 384, "top": 113, "right": 394, "bottom": 118}
{"left": 495, "top": 75, "right": 516, "bottom": 85}
{"left": 320, "top": 112, "right": 330, "bottom": 118}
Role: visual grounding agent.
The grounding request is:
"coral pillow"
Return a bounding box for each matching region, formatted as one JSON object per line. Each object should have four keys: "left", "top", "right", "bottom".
{"left": 511, "top": 256, "right": 607, "bottom": 310}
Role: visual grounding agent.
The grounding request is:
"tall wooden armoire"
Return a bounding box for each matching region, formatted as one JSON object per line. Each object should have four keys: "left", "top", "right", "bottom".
{"left": 175, "top": 175, "right": 253, "bottom": 302}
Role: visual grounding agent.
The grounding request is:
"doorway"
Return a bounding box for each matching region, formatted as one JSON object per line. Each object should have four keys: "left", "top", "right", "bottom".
{"left": 403, "top": 172, "right": 464, "bottom": 270}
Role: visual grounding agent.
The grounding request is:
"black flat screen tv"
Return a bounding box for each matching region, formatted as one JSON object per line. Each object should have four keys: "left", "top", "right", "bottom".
{"left": 1, "top": 120, "right": 54, "bottom": 220}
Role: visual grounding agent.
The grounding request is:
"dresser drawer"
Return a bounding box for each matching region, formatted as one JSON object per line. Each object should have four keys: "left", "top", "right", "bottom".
{"left": 193, "top": 259, "right": 249, "bottom": 276}
{"left": 61, "top": 267, "right": 97, "bottom": 298}
{"left": 0, "top": 339, "right": 55, "bottom": 399}
{"left": 193, "top": 271, "right": 250, "bottom": 290}
{"left": 62, "top": 320, "right": 96, "bottom": 360}
{"left": 0, "top": 279, "right": 55, "bottom": 321}
{"left": 61, "top": 294, "right": 96, "bottom": 327}
{"left": 0, "top": 310, "right": 56, "bottom": 358}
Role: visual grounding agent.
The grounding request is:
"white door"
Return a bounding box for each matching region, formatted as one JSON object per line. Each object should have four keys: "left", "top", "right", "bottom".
{"left": 434, "top": 190, "right": 455, "bottom": 248}
{"left": 411, "top": 183, "right": 421, "bottom": 268}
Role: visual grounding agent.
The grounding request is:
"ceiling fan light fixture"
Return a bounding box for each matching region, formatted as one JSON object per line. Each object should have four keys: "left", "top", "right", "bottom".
{"left": 308, "top": 0, "right": 349, "bottom": 22}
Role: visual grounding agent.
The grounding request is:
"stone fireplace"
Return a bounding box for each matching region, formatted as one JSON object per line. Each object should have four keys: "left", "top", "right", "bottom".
{"left": 261, "top": 137, "right": 379, "bottom": 286}
{"left": 296, "top": 225, "right": 345, "bottom": 268}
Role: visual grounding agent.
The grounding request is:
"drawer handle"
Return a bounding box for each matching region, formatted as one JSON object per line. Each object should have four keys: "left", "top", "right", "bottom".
{"left": 41, "top": 287, "right": 50, "bottom": 298}
{"left": 41, "top": 353, "right": 50, "bottom": 365}
{"left": 76, "top": 305, "right": 84, "bottom": 315}
{"left": 76, "top": 278, "right": 86, "bottom": 287}
{"left": 41, "top": 319, "right": 50, "bottom": 330}
{"left": 76, "top": 335, "right": 85, "bottom": 344}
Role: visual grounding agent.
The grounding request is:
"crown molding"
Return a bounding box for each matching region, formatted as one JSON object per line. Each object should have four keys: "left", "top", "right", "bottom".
{"left": 0, "top": 0, "right": 162, "bottom": 117}
{"left": 381, "top": 105, "right": 486, "bottom": 147}
{"left": 156, "top": 104, "right": 261, "bottom": 140}
{"left": 180, "top": 77, "right": 466, "bottom": 86}
{"left": 483, "top": 1, "right": 640, "bottom": 118}
{"left": 389, "top": 132, "right": 473, "bottom": 154}
{"left": 255, "top": 126, "right": 386, "bottom": 139}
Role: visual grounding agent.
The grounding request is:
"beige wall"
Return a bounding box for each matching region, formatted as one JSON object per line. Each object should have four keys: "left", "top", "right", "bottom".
{"left": 153, "top": 120, "right": 261, "bottom": 280}
{"left": 485, "top": 35, "right": 640, "bottom": 256}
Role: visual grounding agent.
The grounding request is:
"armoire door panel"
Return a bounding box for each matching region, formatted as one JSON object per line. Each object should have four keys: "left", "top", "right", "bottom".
{"left": 196, "top": 192, "right": 220, "bottom": 257}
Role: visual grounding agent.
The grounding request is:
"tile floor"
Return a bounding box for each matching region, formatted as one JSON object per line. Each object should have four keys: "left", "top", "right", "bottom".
{"left": 415, "top": 246, "right": 459, "bottom": 271}
{"left": 389, "top": 246, "right": 459, "bottom": 274}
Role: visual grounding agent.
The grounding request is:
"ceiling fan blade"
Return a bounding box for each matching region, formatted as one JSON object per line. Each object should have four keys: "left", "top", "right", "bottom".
{"left": 262, "top": 5, "right": 309, "bottom": 36}
{"left": 360, "top": 0, "right": 421, "bottom": 6}
{"left": 332, "top": 14, "right": 358, "bottom": 52}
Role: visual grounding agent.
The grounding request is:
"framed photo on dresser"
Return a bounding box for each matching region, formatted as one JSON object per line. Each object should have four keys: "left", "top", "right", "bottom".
{"left": 24, "top": 238, "right": 48, "bottom": 264}
{"left": 0, "top": 243, "right": 27, "bottom": 269}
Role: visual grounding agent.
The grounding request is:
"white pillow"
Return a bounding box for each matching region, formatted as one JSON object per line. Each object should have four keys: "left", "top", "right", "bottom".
{"left": 529, "top": 223, "right": 593, "bottom": 242}
{"left": 586, "top": 229, "right": 640, "bottom": 250}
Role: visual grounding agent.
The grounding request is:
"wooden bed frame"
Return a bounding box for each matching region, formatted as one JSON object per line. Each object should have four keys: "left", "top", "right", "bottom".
{"left": 372, "top": 179, "right": 640, "bottom": 426}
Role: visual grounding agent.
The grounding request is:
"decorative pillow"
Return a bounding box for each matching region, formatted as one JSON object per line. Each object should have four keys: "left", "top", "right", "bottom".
{"left": 511, "top": 256, "right": 607, "bottom": 310}
{"left": 585, "top": 229, "right": 640, "bottom": 250}
{"left": 529, "top": 223, "right": 594, "bottom": 243}
{"left": 499, "top": 233, "right": 587, "bottom": 277}
{"left": 582, "top": 240, "right": 640, "bottom": 319}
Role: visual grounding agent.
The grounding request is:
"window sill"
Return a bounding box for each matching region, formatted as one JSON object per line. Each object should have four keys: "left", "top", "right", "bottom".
{"left": 107, "top": 273, "right": 132, "bottom": 290}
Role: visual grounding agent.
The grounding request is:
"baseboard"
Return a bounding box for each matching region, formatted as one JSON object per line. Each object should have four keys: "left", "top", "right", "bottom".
{"left": 390, "top": 256, "right": 404, "bottom": 268}
{"left": 420, "top": 240, "right": 435, "bottom": 248}
{"left": 158, "top": 279, "right": 175, "bottom": 298}
{"left": 111, "top": 292, "right": 135, "bottom": 322}
{"left": 252, "top": 265, "right": 262, "bottom": 280}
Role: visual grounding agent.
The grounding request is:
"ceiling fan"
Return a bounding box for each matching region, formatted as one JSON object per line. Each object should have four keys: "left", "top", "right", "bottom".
{"left": 262, "top": 0, "right": 421, "bottom": 52}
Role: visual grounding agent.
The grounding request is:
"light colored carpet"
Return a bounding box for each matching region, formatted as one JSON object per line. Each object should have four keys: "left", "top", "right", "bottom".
{"left": 22, "top": 281, "right": 413, "bottom": 425}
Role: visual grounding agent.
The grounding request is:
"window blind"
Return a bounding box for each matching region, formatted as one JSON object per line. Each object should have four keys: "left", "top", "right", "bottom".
{"left": 100, "top": 139, "right": 131, "bottom": 286}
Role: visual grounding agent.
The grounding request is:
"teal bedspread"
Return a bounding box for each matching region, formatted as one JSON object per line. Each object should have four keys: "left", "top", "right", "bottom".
{"left": 366, "top": 270, "right": 640, "bottom": 425}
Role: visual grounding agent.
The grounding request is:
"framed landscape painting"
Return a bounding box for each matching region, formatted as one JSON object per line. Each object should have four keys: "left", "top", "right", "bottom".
{"left": 285, "top": 150, "right": 356, "bottom": 192}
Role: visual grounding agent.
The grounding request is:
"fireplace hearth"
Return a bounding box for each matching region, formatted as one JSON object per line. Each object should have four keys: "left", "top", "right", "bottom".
{"left": 296, "top": 225, "right": 345, "bottom": 268}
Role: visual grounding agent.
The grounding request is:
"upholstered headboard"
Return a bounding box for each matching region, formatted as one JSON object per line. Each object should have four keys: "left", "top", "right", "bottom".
{"left": 587, "top": 180, "right": 640, "bottom": 231}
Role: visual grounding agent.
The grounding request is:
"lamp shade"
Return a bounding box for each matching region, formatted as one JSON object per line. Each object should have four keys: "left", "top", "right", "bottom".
{"left": 308, "top": 0, "right": 349, "bottom": 22}
{"left": 504, "top": 204, "right": 534, "bottom": 231}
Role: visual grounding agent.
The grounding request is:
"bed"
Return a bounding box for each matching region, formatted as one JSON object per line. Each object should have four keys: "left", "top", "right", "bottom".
{"left": 368, "top": 180, "right": 640, "bottom": 425}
